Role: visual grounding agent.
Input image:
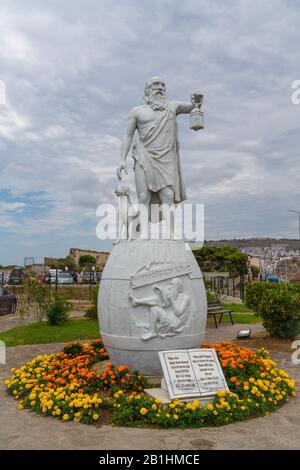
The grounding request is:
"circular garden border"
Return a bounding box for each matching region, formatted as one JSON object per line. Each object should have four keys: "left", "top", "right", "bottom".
{"left": 5, "top": 340, "right": 296, "bottom": 428}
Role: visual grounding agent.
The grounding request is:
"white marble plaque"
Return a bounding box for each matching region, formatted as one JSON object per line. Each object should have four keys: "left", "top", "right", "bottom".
{"left": 189, "top": 349, "right": 229, "bottom": 396}
{"left": 159, "top": 349, "right": 228, "bottom": 400}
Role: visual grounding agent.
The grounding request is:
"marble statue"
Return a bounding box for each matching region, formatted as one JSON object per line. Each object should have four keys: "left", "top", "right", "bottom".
{"left": 98, "top": 77, "right": 207, "bottom": 375}
{"left": 117, "top": 76, "right": 203, "bottom": 238}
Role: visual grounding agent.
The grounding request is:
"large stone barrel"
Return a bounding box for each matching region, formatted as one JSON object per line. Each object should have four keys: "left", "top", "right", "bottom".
{"left": 98, "top": 239, "right": 207, "bottom": 375}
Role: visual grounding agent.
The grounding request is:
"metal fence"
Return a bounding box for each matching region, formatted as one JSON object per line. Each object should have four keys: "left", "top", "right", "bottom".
{"left": 203, "top": 272, "right": 247, "bottom": 301}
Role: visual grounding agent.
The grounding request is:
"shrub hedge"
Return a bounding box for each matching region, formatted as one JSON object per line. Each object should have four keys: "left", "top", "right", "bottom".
{"left": 245, "top": 282, "right": 300, "bottom": 339}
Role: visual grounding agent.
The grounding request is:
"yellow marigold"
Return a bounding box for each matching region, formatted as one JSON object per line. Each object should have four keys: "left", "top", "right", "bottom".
{"left": 151, "top": 404, "right": 157, "bottom": 411}
{"left": 93, "top": 414, "right": 99, "bottom": 420}
{"left": 173, "top": 414, "right": 179, "bottom": 420}
{"left": 62, "top": 414, "right": 69, "bottom": 421}
{"left": 140, "top": 407, "right": 148, "bottom": 415}
{"left": 207, "top": 404, "right": 214, "bottom": 411}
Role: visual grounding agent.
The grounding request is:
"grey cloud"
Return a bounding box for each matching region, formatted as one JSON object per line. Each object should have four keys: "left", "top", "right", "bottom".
{"left": 0, "top": 0, "right": 300, "bottom": 264}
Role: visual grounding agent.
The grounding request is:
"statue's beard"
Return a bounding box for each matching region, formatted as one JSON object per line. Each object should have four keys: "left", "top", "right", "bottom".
{"left": 147, "top": 93, "right": 167, "bottom": 111}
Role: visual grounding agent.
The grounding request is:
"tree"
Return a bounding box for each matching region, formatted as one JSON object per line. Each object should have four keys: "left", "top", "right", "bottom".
{"left": 48, "top": 256, "right": 78, "bottom": 272}
{"left": 79, "top": 255, "right": 96, "bottom": 269}
{"left": 63, "top": 256, "right": 77, "bottom": 272}
{"left": 193, "top": 245, "right": 248, "bottom": 277}
{"left": 250, "top": 266, "right": 260, "bottom": 280}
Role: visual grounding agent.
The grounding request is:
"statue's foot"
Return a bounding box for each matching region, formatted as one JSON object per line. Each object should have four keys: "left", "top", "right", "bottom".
{"left": 142, "top": 331, "right": 157, "bottom": 341}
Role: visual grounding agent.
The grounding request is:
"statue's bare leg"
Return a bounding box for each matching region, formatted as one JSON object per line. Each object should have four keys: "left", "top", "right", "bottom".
{"left": 142, "top": 306, "right": 161, "bottom": 340}
{"left": 159, "top": 186, "right": 175, "bottom": 239}
{"left": 135, "top": 162, "right": 151, "bottom": 239}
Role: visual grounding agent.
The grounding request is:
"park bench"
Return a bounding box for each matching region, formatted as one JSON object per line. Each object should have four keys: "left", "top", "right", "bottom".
{"left": 207, "top": 300, "right": 234, "bottom": 328}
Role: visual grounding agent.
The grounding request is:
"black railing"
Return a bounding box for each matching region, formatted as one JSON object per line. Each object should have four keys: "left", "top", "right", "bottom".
{"left": 204, "top": 273, "right": 246, "bottom": 300}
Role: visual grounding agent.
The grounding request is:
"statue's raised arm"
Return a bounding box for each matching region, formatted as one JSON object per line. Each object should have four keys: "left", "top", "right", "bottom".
{"left": 174, "top": 90, "right": 204, "bottom": 115}
{"left": 116, "top": 77, "right": 204, "bottom": 239}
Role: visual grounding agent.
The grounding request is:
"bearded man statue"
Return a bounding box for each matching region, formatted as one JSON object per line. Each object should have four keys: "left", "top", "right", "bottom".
{"left": 117, "top": 76, "right": 202, "bottom": 239}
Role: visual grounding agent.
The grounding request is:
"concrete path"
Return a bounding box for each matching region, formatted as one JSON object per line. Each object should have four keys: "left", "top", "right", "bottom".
{"left": 0, "top": 323, "right": 299, "bottom": 450}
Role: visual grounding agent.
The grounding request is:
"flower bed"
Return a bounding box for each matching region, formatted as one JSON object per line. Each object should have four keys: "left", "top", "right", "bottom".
{"left": 5, "top": 340, "right": 296, "bottom": 428}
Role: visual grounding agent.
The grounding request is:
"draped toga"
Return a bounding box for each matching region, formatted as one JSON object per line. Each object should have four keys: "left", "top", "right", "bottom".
{"left": 132, "top": 102, "right": 187, "bottom": 204}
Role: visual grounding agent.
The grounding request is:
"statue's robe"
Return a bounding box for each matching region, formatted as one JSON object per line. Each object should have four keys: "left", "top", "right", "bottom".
{"left": 132, "top": 102, "right": 187, "bottom": 206}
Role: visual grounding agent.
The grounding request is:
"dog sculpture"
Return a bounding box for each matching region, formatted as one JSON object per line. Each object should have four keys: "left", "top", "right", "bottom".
{"left": 114, "top": 185, "right": 140, "bottom": 243}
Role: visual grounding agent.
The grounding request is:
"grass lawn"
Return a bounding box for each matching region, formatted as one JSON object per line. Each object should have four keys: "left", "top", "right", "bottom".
{"left": 207, "top": 313, "right": 261, "bottom": 326}
{"left": 222, "top": 303, "right": 256, "bottom": 314}
{"left": 1, "top": 309, "right": 261, "bottom": 348}
{"left": 0, "top": 319, "right": 100, "bottom": 347}
{"left": 215, "top": 313, "right": 262, "bottom": 324}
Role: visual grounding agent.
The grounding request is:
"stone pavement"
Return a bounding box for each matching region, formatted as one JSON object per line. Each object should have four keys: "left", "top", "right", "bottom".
{"left": 0, "top": 322, "right": 299, "bottom": 450}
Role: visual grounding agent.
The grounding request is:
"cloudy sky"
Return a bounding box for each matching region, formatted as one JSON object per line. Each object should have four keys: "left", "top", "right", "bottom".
{"left": 0, "top": 0, "right": 300, "bottom": 266}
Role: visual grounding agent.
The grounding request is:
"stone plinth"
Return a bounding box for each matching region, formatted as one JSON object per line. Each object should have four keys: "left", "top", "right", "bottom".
{"left": 98, "top": 239, "right": 207, "bottom": 375}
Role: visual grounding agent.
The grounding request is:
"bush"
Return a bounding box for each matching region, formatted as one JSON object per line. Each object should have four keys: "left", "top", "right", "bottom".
{"left": 17, "top": 278, "right": 51, "bottom": 325}
{"left": 84, "top": 285, "right": 99, "bottom": 319}
{"left": 245, "top": 282, "right": 300, "bottom": 338}
{"left": 44, "top": 295, "right": 71, "bottom": 326}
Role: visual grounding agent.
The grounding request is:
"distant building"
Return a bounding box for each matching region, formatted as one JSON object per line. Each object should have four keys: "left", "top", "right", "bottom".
{"left": 68, "top": 248, "right": 109, "bottom": 270}
{"left": 44, "top": 257, "right": 61, "bottom": 268}
{"left": 44, "top": 248, "right": 109, "bottom": 271}
{"left": 24, "top": 264, "right": 46, "bottom": 275}
{"left": 247, "top": 255, "right": 260, "bottom": 269}
{"left": 276, "top": 257, "right": 300, "bottom": 281}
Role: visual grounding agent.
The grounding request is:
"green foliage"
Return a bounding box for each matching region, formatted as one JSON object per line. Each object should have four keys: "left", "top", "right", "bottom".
{"left": 43, "top": 295, "right": 71, "bottom": 326}
{"left": 193, "top": 245, "right": 248, "bottom": 276}
{"left": 84, "top": 285, "right": 99, "bottom": 319}
{"left": 79, "top": 255, "right": 96, "bottom": 268}
{"left": 49, "top": 256, "right": 77, "bottom": 271}
{"left": 63, "top": 256, "right": 78, "bottom": 272}
{"left": 250, "top": 266, "right": 260, "bottom": 280}
{"left": 206, "top": 290, "right": 217, "bottom": 301}
{"left": 18, "top": 278, "right": 51, "bottom": 325}
{"left": 5, "top": 341, "right": 296, "bottom": 428}
{"left": 245, "top": 282, "right": 300, "bottom": 338}
{"left": 63, "top": 342, "right": 85, "bottom": 357}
